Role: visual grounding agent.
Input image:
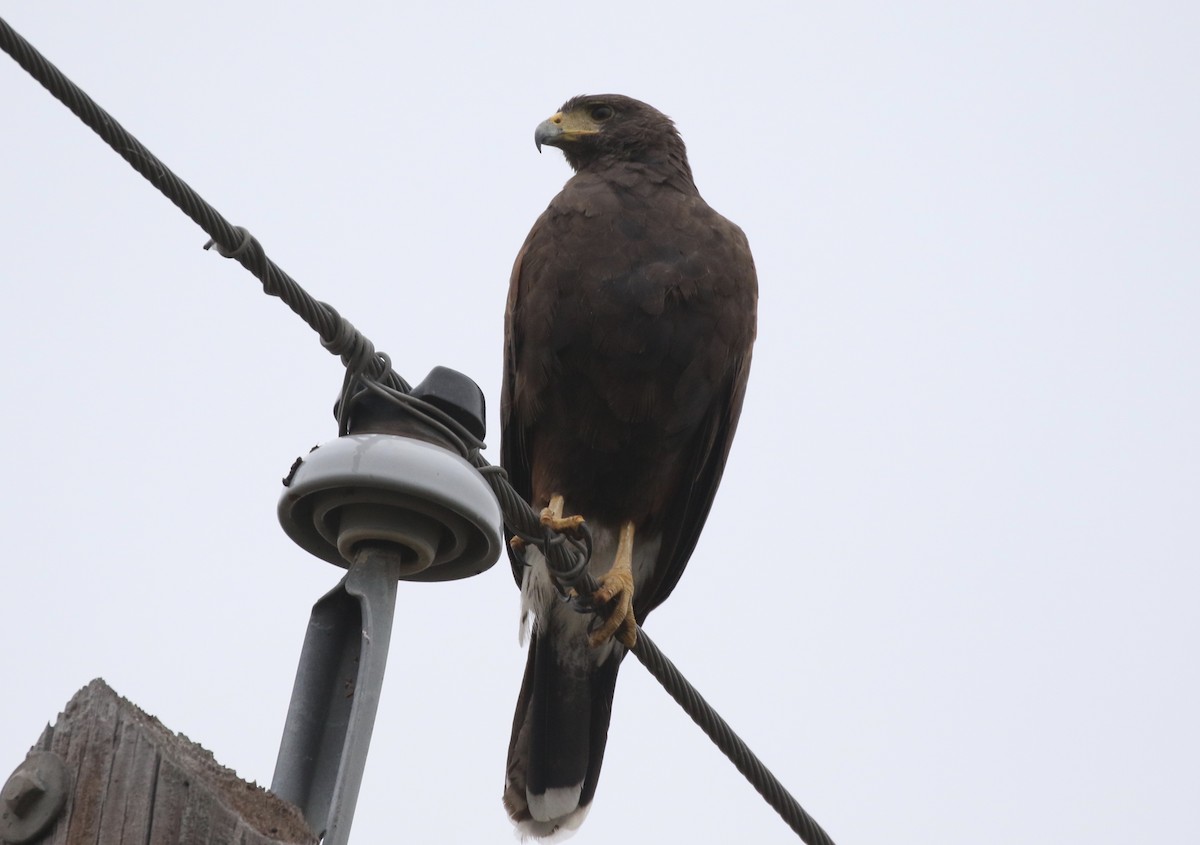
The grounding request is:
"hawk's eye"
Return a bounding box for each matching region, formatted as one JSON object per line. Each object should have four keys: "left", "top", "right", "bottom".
{"left": 590, "top": 105, "right": 614, "bottom": 121}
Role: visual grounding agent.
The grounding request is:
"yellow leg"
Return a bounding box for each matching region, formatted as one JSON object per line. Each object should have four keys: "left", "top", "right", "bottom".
{"left": 590, "top": 521, "right": 638, "bottom": 649}
{"left": 540, "top": 493, "right": 585, "bottom": 533}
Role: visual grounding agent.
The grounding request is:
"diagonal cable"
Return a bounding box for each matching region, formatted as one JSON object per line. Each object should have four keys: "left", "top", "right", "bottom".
{"left": 631, "top": 632, "right": 835, "bottom": 844}
{"left": 0, "top": 16, "right": 835, "bottom": 844}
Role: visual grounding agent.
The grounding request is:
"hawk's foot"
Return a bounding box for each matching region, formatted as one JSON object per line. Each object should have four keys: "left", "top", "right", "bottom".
{"left": 589, "top": 521, "right": 637, "bottom": 648}
{"left": 540, "top": 493, "right": 586, "bottom": 535}
{"left": 590, "top": 559, "right": 637, "bottom": 649}
{"left": 540, "top": 509, "right": 586, "bottom": 533}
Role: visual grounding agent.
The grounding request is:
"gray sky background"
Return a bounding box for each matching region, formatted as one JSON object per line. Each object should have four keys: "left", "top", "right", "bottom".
{"left": 2, "top": 3, "right": 1197, "bottom": 843}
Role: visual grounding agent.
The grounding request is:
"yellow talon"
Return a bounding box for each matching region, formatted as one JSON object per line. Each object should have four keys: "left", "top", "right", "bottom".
{"left": 589, "top": 521, "right": 638, "bottom": 649}
{"left": 540, "top": 493, "right": 586, "bottom": 533}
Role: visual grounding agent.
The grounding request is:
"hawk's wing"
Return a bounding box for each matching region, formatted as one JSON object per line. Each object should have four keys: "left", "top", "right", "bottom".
{"left": 634, "top": 347, "right": 753, "bottom": 617}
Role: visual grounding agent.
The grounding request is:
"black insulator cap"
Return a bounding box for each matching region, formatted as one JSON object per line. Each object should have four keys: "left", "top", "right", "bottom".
{"left": 411, "top": 366, "right": 487, "bottom": 441}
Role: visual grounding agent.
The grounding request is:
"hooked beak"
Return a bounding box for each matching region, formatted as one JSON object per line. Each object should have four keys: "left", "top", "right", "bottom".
{"left": 534, "top": 114, "right": 564, "bottom": 153}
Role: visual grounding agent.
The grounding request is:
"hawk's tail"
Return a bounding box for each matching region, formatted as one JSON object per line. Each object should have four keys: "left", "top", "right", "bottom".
{"left": 504, "top": 624, "right": 624, "bottom": 839}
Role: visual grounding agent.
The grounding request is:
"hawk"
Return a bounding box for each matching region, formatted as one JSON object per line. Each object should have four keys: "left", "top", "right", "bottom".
{"left": 501, "top": 94, "right": 758, "bottom": 837}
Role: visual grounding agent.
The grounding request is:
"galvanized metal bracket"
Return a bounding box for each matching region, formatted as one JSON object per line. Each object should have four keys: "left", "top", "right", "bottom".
{"left": 270, "top": 544, "right": 403, "bottom": 844}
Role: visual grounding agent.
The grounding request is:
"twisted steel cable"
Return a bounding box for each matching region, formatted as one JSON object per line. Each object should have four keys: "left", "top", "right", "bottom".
{"left": 633, "top": 634, "right": 835, "bottom": 844}
{"left": 1, "top": 16, "right": 835, "bottom": 843}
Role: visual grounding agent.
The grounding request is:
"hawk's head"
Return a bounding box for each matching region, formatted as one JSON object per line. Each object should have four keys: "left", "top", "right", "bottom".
{"left": 534, "top": 94, "right": 691, "bottom": 177}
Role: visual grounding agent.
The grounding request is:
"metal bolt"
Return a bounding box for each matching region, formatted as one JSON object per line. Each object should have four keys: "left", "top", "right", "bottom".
{"left": 2, "top": 770, "right": 46, "bottom": 818}
{"left": 0, "top": 752, "right": 69, "bottom": 845}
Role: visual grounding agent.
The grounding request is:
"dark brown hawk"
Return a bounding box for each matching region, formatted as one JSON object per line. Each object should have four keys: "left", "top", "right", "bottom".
{"left": 501, "top": 94, "right": 757, "bottom": 837}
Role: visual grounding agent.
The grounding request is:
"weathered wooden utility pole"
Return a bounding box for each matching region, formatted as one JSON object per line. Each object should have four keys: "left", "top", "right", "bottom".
{"left": 1, "top": 680, "right": 316, "bottom": 845}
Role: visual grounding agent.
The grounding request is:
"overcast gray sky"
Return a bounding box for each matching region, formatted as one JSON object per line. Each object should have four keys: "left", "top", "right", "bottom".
{"left": 2, "top": 3, "right": 1197, "bottom": 843}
